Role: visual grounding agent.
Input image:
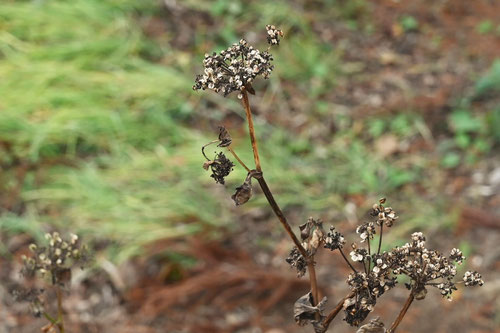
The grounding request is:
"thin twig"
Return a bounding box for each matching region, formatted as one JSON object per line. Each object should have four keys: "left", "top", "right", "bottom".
{"left": 43, "top": 311, "right": 58, "bottom": 324}
{"left": 227, "top": 146, "right": 250, "bottom": 172}
{"left": 320, "top": 292, "right": 355, "bottom": 331}
{"left": 377, "top": 223, "right": 384, "bottom": 255}
{"left": 367, "top": 236, "right": 371, "bottom": 272}
{"left": 339, "top": 248, "right": 358, "bottom": 273}
{"left": 201, "top": 140, "right": 219, "bottom": 161}
{"left": 241, "top": 90, "right": 262, "bottom": 172}
{"left": 388, "top": 292, "right": 415, "bottom": 333}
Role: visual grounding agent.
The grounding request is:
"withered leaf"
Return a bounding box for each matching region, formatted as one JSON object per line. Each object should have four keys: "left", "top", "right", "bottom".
{"left": 232, "top": 173, "right": 253, "bottom": 206}
{"left": 294, "top": 292, "right": 327, "bottom": 327}
{"left": 299, "top": 217, "right": 325, "bottom": 255}
{"left": 356, "top": 317, "right": 386, "bottom": 333}
{"left": 217, "top": 126, "right": 232, "bottom": 147}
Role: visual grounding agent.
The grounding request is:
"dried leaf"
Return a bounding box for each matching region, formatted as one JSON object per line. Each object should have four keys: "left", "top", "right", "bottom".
{"left": 299, "top": 218, "right": 325, "bottom": 255}
{"left": 232, "top": 173, "right": 253, "bottom": 206}
{"left": 356, "top": 317, "right": 386, "bottom": 333}
{"left": 294, "top": 292, "right": 327, "bottom": 327}
{"left": 217, "top": 126, "right": 232, "bottom": 147}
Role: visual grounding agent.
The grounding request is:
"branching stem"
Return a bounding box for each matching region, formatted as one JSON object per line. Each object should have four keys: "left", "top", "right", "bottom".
{"left": 389, "top": 292, "right": 414, "bottom": 333}
{"left": 240, "top": 91, "right": 318, "bottom": 305}
{"left": 227, "top": 146, "right": 250, "bottom": 172}
{"left": 320, "top": 292, "right": 355, "bottom": 331}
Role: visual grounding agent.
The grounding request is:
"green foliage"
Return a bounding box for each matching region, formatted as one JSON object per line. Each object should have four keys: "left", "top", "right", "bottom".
{"left": 475, "top": 59, "right": 500, "bottom": 97}
{"left": 400, "top": 15, "right": 419, "bottom": 32}
{"left": 476, "top": 20, "right": 494, "bottom": 35}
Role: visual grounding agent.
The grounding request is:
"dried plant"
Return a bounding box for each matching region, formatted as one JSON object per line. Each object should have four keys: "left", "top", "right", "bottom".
{"left": 12, "top": 232, "right": 91, "bottom": 333}
{"left": 193, "top": 26, "right": 484, "bottom": 332}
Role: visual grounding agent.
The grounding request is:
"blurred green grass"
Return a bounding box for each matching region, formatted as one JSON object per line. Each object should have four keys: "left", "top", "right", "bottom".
{"left": 0, "top": 0, "right": 497, "bottom": 261}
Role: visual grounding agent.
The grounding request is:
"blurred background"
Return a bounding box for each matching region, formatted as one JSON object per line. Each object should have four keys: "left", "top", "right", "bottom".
{"left": 0, "top": 0, "right": 499, "bottom": 332}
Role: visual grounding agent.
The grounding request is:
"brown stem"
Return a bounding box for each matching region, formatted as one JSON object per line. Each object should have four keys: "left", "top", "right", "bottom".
{"left": 241, "top": 91, "right": 317, "bottom": 306}
{"left": 56, "top": 287, "right": 65, "bottom": 333}
{"left": 307, "top": 259, "right": 319, "bottom": 308}
{"left": 321, "top": 292, "right": 355, "bottom": 331}
{"left": 254, "top": 175, "right": 316, "bottom": 303}
{"left": 389, "top": 293, "right": 415, "bottom": 333}
{"left": 256, "top": 176, "right": 307, "bottom": 258}
{"left": 241, "top": 90, "right": 262, "bottom": 172}
{"left": 227, "top": 146, "right": 250, "bottom": 172}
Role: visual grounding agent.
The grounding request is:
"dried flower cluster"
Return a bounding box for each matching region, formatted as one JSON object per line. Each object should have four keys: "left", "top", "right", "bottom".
{"left": 324, "top": 226, "right": 345, "bottom": 251}
{"left": 21, "top": 232, "right": 90, "bottom": 286}
{"left": 193, "top": 39, "right": 274, "bottom": 98}
{"left": 387, "top": 232, "right": 482, "bottom": 300}
{"left": 203, "top": 152, "right": 234, "bottom": 185}
{"left": 11, "top": 287, "right": 45, "bottom": 317}
{"left": 13, "top": 232, "right": 90, "bottom": 326}
{"left": 266, "top": 24, "right": 283, "bottom": 45}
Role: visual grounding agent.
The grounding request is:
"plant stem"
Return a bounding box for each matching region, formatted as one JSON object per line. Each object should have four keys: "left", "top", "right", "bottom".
{"left": 389, "top": 293, "right": 415, "bottom": 333}
{"left": 227, "top": 146, "right": 250, "bottom": 172}
{"left": 320, "top": 292, "right": 355, "bottom": 331}
{"left": 339, "top": 248, "right": 358, "bottom": 273}
{"left": 308, "top": 257, "right": 319, "bottom": 308}
{"left": 43, "top": 311, "right": 58, "bottom": 324}
{"left": 377, "top": 223, "right": 384, "bottom": 255}
{"left": 241, "top": 90, "right": 262, "bottom": 172}
{"left": 239, "top": 91, "right": 317, "bottom": 304}
{"left": 256, "top": 176, "right": 317, "bottom": 303}
{"left": 56, "top": 287, "right": 65, "bottom": 333}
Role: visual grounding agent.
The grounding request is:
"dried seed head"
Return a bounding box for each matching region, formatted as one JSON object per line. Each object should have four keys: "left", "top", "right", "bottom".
{"left": 206, "top": 152, "right": 234, "bottom": 185}
{"left": 286, "top": 247, "right": 307, "bottom": 277}
{"left": 324, "top": 226, "right": 346, "bottom": 251}
{"left": 20, "top": 232, "right": 91, "bottom": 286}
{"left": 266, "top": 24, "right": 283, "bottom": 46}
{"left": 193, "top": 36, "right": 275, "bottom": 97}
{"left": 463, "top": 271, "right": 484, "bottom": 287}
